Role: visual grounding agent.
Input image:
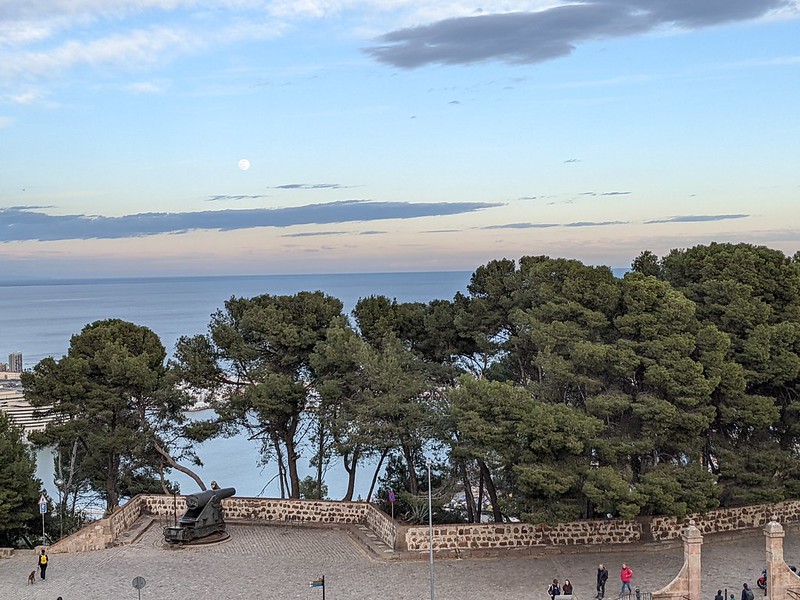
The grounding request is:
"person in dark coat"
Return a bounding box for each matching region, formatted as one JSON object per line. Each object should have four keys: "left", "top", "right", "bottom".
{"left": 742, "top": 583, "right": 754, "bottom": 600}
{"left": 548, "top": 579, "right": 561, "bottom": 599}
{"left": 597, "top": 564, "right": 609, "bottom": 599}
{"left": 715, "top": 590, "right": 724, "bottom": 600}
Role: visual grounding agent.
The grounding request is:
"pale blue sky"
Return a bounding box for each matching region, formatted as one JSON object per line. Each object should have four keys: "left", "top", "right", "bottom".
{"left": 1, "top": 0, "right": 798, "bottom": 279}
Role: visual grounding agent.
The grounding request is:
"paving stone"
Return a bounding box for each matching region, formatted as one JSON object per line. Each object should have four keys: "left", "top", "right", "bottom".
{"left": 1, "top": 523, "right": 797, "bottom": 600}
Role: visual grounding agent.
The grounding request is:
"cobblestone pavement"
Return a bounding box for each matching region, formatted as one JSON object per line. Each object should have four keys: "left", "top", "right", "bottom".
{"left": 2, "top": 521, "right": 798, "bottom": 600}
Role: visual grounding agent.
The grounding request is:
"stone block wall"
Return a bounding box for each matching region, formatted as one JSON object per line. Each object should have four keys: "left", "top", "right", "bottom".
{"left": 364, "top": 503, "right": 398, "bottom": 549}
{"left": 45, "top": 494, "right": 800, "bottom": 556}
{"left": 0, "top": 548, "right": 14, "bottom": 558}
{"left": 50, "top": 520, "right": 111, "bottom": 553}
{"left": 404, "top": 519, "right": 641, "bottom": 552}
{"left": 649, "top": 500, "right": 800, "bottom": 542}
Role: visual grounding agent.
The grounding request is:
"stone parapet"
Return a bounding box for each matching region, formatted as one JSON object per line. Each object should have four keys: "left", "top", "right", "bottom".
{"left": 650, "top": 501, "right": 800, "bottom": 542}
{"left": 0, "top": 548, "right": 14, "bottom": 558}
{"left": 44, "top": 495, "right": 800, "bottom": 557}
{"left": 404, "top": 519, "right": 641, "bottom": 552}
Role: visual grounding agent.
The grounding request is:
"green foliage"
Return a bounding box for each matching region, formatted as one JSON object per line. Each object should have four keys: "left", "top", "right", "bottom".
{"left": 24, "top": 319, "right": 195, "bottom": 510}
{"left": 299, "top": 476, "right": 328, "bottom": 500}
{"left": 175, "top": 291, "right": 345, "bottom": 499}
{"left": 0, "top": 413, "right": 43, "bottom": 547}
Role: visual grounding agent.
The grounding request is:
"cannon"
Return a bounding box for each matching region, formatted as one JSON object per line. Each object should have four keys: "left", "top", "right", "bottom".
{"left": 163, "top": 486, "right": 236, "bottom": 544}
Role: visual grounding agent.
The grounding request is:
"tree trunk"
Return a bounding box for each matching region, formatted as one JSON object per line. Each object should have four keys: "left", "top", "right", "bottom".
{"left": 285, "top": 435, "right": 301, "bottom": 499}
{"left": 316, "top": 422, "right": 324, "bottom": 499}
{"left": 460, "top": 461, "right": 476, "bottom": 523}
{"left": 106, "top": 453, "right": 120, "bottom": 512}
{"left": 478, "top": 459, "right": 502, "bottom": 522}
{"left": 476, "top": 466, "right": 484, "bottom": 524}
{"left": 367, "top": 448, "right": 390, "bottom": 502}
{"left": 401, "top": 441, "right": 419, "bottom": 495}
{"left": 153, "top": 439, "right": 206, "bottom": 491}
{"left": 341, "top": 447, "right": 360, "bottom": 502}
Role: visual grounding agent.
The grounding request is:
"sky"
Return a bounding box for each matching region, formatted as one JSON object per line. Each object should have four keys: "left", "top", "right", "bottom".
{"left": 1, "top": 0, "right": 799, "bottom": 279}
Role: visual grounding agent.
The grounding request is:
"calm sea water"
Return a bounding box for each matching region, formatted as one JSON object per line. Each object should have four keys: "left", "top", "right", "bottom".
{"left": 0, "top": 272, "right": 471, "bottom": 501}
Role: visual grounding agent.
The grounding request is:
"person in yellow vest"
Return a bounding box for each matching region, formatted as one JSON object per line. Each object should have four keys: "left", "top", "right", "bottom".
{"left": 38, "top": 548, "right": 48, "bottom": 580}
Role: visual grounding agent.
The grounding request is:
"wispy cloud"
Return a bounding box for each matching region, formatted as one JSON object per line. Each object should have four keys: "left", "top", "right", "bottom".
{"left": 0, "top": 116, "right": 13, "bottom": 128}
{"left": 365, "top": 0, "right": 793, "bottom": 68}
{"left": 206, "top": 194, "right": 270, "bottom": 202}
{"left": 272, "top": 183, "right": 356, "bottom": 190}
{"left": 125, "top": 81, "right": 163, "bottom": 94}
{"left": 564, "top": 221, "right": 628, "bottom": 227}
{"left": 282, "top": 230, "right": 346, "bottom": 237}
{"left": 563, "top": 158, "right": 580, "bottom": 163}
{"left": 482, "top": 222, "right": 559, "bottom": 229}
{"left": 645, "top": 214, "right": 750, "bottom": 224}
{"left": 0, "top": 200, "right": 501, "bottom": 242}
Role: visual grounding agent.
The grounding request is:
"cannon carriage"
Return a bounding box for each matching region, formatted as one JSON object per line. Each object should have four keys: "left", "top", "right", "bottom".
{"left": 163, "top": 486, "right": 236, "bottom": 544}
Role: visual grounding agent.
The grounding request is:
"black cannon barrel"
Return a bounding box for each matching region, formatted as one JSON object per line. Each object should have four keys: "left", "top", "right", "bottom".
{"left": 185, "top": 486, "right": 236, "bottom": 509}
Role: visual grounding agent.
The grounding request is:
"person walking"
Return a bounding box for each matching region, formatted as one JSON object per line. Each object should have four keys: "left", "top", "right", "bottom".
{"left": 620, "top": 563, "right": 633, "bottom": 596}
{"left": 563, "top": 579, "right": 574, "bottom": 596}
{"left": 715, "top": 590, "right": 724, "bottom": 600}
{"left": 38, "top": 548, "right": 48, "bottom": 580}
{"left": 548, "top": 579, "right": 561, "bottom": 600}
{"left": 597, "top": 564, "right": 609, "bottom": 599}
{"left": 742, "top": 583, "right": 755, "bottom": 600}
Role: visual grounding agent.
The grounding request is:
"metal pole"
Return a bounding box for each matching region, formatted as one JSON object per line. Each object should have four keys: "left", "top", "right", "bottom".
{"left": 322, "top": 575, "right": 326, "bottom": 600}
{"left": 42, "top": 511, "right": 45, "bottom": 543}
{"left": 427, "top": 459, "right": 435, "bottom": 600}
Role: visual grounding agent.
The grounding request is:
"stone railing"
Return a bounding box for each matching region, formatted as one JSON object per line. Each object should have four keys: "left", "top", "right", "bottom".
{"left": 0, "top": 547, "right": 14, "bottom": 558}
{"left": 404, "top": 518, "right": 641, "bottom": 552}
{"left": 48, "top": 495, "right": 800, "bottom": 556}
{"left": 52, "top": 494, "right": 397, "bottom": 553}
{"left": 649, "top": 500, "right": 800, "bottom": 542}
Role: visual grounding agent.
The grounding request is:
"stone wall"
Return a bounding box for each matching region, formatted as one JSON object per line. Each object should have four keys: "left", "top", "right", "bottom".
{"left": 364, "top": 503, "right": 398, "bottom": 550}
{"left": 0, "top": 548, "right": 14, "bottom": 558}
{"left": 650, "top": 500, "right": 800, "bottom": 542}
{"left": 404, "top": 519, "right": 641, "bottom": 552}
{"left": 47, "top": 494, "right": 800, "bottom": 556}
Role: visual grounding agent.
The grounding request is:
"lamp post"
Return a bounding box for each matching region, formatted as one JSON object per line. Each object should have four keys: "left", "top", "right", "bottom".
{"left": 54, "top": 479, "right": 64, "bottom": 540}
{"left": 427, "top": 458, "right": 435, "bottom": 600}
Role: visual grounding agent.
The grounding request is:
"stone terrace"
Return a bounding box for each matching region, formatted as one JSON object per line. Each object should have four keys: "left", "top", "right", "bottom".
{"left": 3, "top": 520, "right": 800, "bottom": 600}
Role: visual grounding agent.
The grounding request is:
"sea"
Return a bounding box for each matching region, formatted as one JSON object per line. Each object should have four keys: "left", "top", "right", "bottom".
{"left": 0, "top": 272, "right": 472, "bottom": 503}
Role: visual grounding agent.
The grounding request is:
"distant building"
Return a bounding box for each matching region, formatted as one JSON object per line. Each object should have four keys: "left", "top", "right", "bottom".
{"left": 8, "top": 352, "right": 23, "bottom": 372}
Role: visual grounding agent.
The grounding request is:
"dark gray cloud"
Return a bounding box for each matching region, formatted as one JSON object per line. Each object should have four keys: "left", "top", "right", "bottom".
{"left": 365, "top": 0, "right": 790, "bottom": 68}
{"left": 0, "top": 200, "right": 500, "bottom": 242}
{"left": 282, "top": 231, "right": 346, "bottom": 237}
{"left": 483, "top": 222, "right": 559, "bottom": 229}
{"left": 564, "top": 158, "right": 581, "bottom": 163}
{"left": 206, "top": 194, "right": 269, "bottom": 202}
{"left": 600, "top": 191, "right": 631, "bottom": 196}
{"left": 359, "top": 230, "right": 386, "bottom": 235}
{"left": 272, "top": 183, "right": 354, "bottom": 190}
{"left": 564, "top": 220, "right": 628, "bottom": 227}
{"left": 645, "top": 214, "right": 749, "bottom": 224}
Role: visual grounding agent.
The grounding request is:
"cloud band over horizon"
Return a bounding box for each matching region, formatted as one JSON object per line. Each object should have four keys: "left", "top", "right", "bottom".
{"left": 0, "top": 200, "right": 501, "bottom": 243}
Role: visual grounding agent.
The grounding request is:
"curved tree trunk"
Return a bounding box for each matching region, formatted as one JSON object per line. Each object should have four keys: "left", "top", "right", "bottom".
{"left": 152, "top": 439, "right": 206, "bottom": 491}
{"left": 341, "top": 447, "right": 361, "bottom": 501}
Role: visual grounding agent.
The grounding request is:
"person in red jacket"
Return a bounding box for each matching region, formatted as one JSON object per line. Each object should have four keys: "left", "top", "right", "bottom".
{"left": 620, "top": 563, "right": 633, "bottom": 596}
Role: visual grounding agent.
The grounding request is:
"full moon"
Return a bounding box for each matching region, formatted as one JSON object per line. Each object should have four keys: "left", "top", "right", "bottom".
{"left": 238, "top": 158, "right": 250, "bottom": 171}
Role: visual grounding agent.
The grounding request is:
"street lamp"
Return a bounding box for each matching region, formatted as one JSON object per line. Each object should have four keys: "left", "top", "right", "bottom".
{"left": 54, "top": 478, "right": 64, "bottom": 540}
{"left": 427, "top": 458, "right": 435, "bottom": 600}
